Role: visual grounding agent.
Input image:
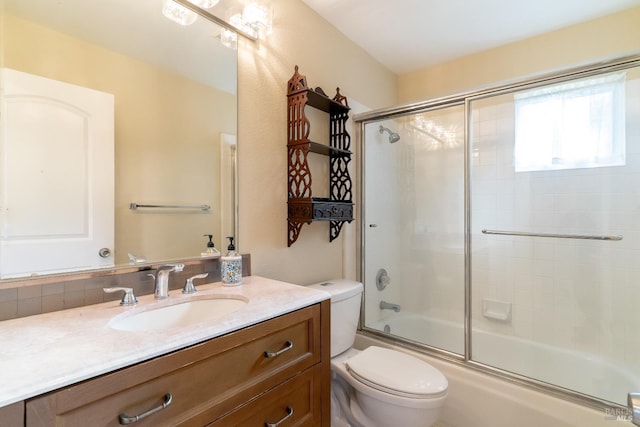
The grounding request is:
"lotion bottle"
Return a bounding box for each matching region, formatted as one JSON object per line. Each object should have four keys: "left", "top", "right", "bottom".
{"left": 221, "top": 236, "right": 242, "bottom": 286}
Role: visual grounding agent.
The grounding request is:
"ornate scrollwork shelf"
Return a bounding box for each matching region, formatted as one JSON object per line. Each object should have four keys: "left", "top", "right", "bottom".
{"left": 287, "top": 66, "right": 353, "bottom": 246}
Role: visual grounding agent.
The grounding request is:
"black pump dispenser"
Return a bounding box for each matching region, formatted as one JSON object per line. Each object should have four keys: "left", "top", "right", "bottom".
{"left": 221, "top": 236, "right": 242, "bottom": 285}
{"left": 201, "top": 234, "right": 220, "bottom": 257}
{"left": 226, "top": 236, "right": 236, "bottom": 254}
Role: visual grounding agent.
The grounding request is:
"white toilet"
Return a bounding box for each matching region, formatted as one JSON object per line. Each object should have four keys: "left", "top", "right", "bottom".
{"left": 309, "top": 279, "right": 448, "bottom": 427}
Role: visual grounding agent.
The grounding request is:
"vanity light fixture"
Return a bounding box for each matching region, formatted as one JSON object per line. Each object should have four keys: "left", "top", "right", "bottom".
{"left": 188, "top": 0, "right": 220, "bottom": 8}
{"left": 226, "top": 2, "right": 272, "bottom": 40}
{"left": 220, "top": 28, "right": 238, "bottom": 50}
{"left": 162, "top": 0, "right": 220, "bottom": 26}
{"left": 172, "top": 0, "right": 271, "bottom": 43}
{"left": 242, "top": 2, "right": 272, "bottom": 39}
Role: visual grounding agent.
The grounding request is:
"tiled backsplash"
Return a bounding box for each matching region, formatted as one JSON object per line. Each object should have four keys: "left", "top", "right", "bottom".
{"left": 0, "top": 255, "right": 251, "bottom": 321}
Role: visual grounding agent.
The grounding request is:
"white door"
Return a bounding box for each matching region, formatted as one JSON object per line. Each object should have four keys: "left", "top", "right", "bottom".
{"left": 0, "top": 68, "right": 114, "bottom": 278}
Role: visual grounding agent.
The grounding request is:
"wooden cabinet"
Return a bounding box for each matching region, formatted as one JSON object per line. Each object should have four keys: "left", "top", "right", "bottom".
{"left": 0, "top": 401, "right": 24, "bottom": 426}
{"left": 287, "top": 66, "right": 353, "bottom": 246}
{"left": 25, "top": 301, "right": 330, "bottom": 427}
{"left": 207, "top": 366, "right": 321, "bottom": 427}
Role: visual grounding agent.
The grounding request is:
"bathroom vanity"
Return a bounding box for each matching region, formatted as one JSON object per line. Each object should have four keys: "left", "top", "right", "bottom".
{"left": 0, "top": 276, "right": 330, "bottom": 426}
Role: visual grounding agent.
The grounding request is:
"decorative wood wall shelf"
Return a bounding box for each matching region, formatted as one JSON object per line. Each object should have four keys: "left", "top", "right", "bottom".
{"left": 287, "top": 66, "right": 353, "bottom": 246}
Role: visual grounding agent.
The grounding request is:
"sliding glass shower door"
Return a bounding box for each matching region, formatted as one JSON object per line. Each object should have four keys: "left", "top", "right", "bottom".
{"left": 362, "top": 105, "right": 466, "bottom": 355}
{"left": 469, "top": 67, "right": 640, "bottom": 405}
{"left": 359, "top": 56, "right": 640, "bottom": 407}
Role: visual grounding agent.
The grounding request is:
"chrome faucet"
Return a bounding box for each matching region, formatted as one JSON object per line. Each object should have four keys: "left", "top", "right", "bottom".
{"left": 150, "top": 264, "right": 184, "bottom": 299}
{"left": 379, "top": 300, "right": 401, "bottom": 312}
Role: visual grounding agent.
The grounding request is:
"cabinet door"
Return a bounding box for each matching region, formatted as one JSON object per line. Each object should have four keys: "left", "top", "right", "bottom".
{"left": 0, "top": 401, "right": 24, "bottom": 426}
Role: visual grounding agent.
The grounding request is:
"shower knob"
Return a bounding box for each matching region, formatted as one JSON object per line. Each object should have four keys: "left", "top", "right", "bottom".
{"left": 376, "top": 268, "right": 391, "bottom": 290}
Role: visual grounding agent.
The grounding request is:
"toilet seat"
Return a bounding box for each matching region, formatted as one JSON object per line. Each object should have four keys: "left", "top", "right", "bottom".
{"left": 346, "top": 346, "right": 448, "bottom": 399}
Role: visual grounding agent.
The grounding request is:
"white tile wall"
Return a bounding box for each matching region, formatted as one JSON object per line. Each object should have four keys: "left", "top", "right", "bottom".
{"left": 471, "top": 73, "right": 640, "bottom": 368}
{"left": 363, "top": 71, "right": 640, "bottom": 383}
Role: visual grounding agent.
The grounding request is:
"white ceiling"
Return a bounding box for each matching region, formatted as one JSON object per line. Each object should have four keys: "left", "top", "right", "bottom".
{"left": 302, "top": 0, "right": 640, "bottom": 74}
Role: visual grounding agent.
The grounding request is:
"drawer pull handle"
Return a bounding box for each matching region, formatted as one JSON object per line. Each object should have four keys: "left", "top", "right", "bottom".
{"left": 264, "top": 341, "right": 293, "bottom": 358}
{"left": 265, "top": 406, "right": 294, "bottom": 427}
{"left": 118, "top": 393, "right": 173, "bottom": 425}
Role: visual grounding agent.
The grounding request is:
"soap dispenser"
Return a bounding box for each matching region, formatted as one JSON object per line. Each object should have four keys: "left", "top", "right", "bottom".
{"left": 201, "top": 234, "right": 221, "bottom": 257}
{"left": 221, "top": 236, "right": 242, "bottom": 286}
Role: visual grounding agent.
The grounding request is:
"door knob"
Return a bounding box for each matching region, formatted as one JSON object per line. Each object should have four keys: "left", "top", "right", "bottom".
{"left": 98, "top": 247, "right": 112, "bottom": 258}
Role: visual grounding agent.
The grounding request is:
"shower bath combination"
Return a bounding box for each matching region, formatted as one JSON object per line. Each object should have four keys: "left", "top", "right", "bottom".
{"left": 379, "top": 125, "right": 400, "bottom": 143}
{"left": 358, "top": 55, "right": 640, "bottom": 416}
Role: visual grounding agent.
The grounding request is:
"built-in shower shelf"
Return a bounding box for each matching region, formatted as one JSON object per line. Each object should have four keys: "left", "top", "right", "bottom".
{"left": 287, "top": 66, "right": 353, "bottom": 246}
{"left": 482, "top": 298, "right": 512, "bottom": 322}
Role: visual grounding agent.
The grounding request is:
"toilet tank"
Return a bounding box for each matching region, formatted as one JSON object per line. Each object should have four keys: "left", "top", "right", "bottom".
{"left": 309, "top": 279, "right": 363, "bottom": 357}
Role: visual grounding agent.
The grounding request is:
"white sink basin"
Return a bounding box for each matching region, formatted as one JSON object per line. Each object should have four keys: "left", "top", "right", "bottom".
{"left": 109, "top": 297, "right": 248, "bottom": 332}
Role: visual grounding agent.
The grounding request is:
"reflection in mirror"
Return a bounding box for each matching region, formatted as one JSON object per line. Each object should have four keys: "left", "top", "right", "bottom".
{"left": 0, "top": 0, "right": 238, "bottom": 279}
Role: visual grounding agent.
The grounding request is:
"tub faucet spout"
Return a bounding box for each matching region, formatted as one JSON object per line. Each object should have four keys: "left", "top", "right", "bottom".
{"left": 379, "top": 300, "right": 401, "bottom": 312}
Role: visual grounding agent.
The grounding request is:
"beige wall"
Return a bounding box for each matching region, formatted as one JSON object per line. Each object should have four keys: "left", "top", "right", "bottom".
{"left": 236, "top": 3, "right": 640, "bottom": 286}
{"left": 237, "top": 0, "right": 397, "bottom": 285}
{"left": 10, "top": 2, "right": 633, "bottom": 288}
{"left": 398, "top": 6, "right": 640, "bottom": 103}
{"left": 3, "top": 14, "right": 236, "bottom": 265}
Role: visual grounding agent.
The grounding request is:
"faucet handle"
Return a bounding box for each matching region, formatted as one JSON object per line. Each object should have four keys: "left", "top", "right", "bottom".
{"left": 182, "top": 273, "right": 209, "bottom": 294}
{"left": 103, "top": 287, "right": 138, "bottom": 306}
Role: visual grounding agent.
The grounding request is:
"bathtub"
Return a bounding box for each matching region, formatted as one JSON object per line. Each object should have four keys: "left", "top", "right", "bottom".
{"left": 364, "top": 313, "right": 638, "bottom": 427}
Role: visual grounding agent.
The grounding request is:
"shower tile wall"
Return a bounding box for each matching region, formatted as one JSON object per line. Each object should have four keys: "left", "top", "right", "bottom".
{"left": 363, "top": 65, "right": 640, "bottom": 405}
{"left": 470, "top": 74, "right": 640, "bottom": 367}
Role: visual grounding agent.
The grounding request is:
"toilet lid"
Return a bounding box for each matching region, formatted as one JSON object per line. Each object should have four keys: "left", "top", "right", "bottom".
{"left": 346, "top": 346, "right": 448, "bottom": 398}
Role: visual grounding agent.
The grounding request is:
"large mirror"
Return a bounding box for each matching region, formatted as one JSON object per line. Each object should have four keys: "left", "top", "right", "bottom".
{"left": 0, "top": 0, "right": 237, "bottom": 279}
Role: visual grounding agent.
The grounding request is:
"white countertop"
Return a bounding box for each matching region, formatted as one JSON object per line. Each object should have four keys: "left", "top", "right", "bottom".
{"left": 0, "top": 276, "right": 330, "bottom": 407}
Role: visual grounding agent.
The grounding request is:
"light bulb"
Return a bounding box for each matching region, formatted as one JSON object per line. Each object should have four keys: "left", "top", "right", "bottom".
{"left": 242, "top": 2, "right": 272, "bottom": 39}
{"left": 187, "top": 0, "right": 220, "bottom": 8}
{"left": 162, "top": 0, "right": 198, "bottom": 26}
{"left": 220, "top": 29, "right": 238, "bottom": 50}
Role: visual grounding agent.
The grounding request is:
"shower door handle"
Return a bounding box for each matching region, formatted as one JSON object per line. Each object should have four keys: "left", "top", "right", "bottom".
{"left": 482, "top": 229, "right": 622, "bottom": 241}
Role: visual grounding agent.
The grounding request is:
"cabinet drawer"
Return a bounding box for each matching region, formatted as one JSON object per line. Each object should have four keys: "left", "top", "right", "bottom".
{"left": 27, "top": 305, "right": 321, "bottom": 427}
{"left": 207, "top": 365, "right": 321, "bottom": 427}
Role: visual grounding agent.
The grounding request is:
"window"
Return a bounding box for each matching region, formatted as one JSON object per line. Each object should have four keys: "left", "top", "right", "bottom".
{"left": 514, "top": 72, "right": 626, "bottom": 172}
